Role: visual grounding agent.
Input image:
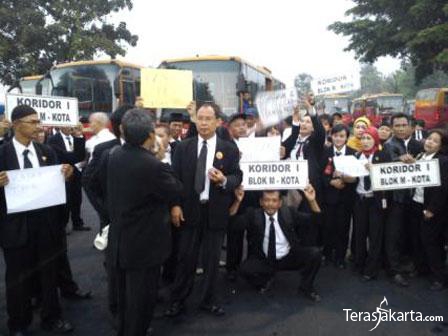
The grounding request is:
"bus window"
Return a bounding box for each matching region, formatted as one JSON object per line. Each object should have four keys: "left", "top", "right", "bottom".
{"left": 122, "top": 80, "right": 136, "bottom": 105}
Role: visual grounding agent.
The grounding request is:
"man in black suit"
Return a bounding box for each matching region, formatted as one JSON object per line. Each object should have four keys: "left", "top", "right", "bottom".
{"left": 0, "top": 105, "right": 74, "bottom": 335}
{"left": 383, "top": 113, "right": 423, "bottom": 287}
{"left": 47, "top": 125, "right": 88, "bottom": 231}
{"left": 412, "top": 119, "right": 428, "bottom": 142}
{"left": 233, "top": 186, "right": 322, "bottom": 301}
{"left": 105, "top": 109, "right": 183, "bottom": 336}
{"left": 165, "top": 103, "right": 242, "bottom": 317}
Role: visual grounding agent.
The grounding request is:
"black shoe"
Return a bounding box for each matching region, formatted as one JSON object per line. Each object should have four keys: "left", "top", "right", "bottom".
{"left": 429, "top": 281, "right": 445, "bottom": 291}
{"left": 199, "top": 304, "right": 225, "bottom": 316}
{"left": 360, "top": 275, "right": 376, "bottom": 283}
{"left": 336, "top": 261, "right": 346, "bottom": 269}
{"left": 226, "top": 270, "right": 237, "bottom": 282}
{"left": 298, "top": 288, "right": 321, "bottom": 302}
{"left": 164, "top": 302, "right": 184, "bottom": 317}
{"left": 9, "top": 331, "right": 28, "bottom": 336}
{"left": 72, "top": 225, "right": 91, "bottom": 231}
{"left": 41, "top": 319, "right": 74, "bottom": 334}
{"left": 392, "top": 274, "right": 409, "bottom": 287}
{"left": 61, "top": 289, "right": 92, "bottom": 300}
{"left": 258, "top": 277, "right": 274, "bottom": 294}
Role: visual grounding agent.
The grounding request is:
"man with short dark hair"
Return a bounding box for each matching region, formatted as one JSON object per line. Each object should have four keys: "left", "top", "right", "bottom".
{"left": 383, "top": 113, "right": 423, "bottom": 287}
{"left": 233, "top": 186, "right": 322, "bottom": 301}
{"left": 165, "top": 103, "right": 242, "bottom": 317}
{"left": 105, "top": 108, "right": 183, "bottom": 336}
{"left": 0, "top": 105, "right": 75, "bottom": 335}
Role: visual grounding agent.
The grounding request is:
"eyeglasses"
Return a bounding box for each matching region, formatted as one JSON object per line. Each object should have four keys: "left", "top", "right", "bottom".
{"left": 18, "top": 120, "right": 41, "bottom": 125}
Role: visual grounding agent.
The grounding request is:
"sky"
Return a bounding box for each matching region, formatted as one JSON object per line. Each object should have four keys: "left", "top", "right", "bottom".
{"left": 1, "top": 0, "right": 401, "bottom": 102}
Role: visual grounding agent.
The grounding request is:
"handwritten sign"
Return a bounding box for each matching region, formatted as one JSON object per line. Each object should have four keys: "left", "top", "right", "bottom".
{"left": 255, "top": 88, "right": 298, "bottom": 127}
{"left": 238, "top": 136, "right": 281, "bottom": 162}
{"left": 5, "top": 165, "right": 66, "bottom": 214}
{"left": 333, "top": 155, "right": 369, "bottom": 177}
{"left": 141, "top": 68, "right": 193, "bottom": 108}
{"left": 6, "top": 93, "right": 79, "bottom": 126}
{"left": 241, "top": 161, "right": 308, "bottom": 191}
{"left": 370, "top": 159, "right": 441, "bottom": 191}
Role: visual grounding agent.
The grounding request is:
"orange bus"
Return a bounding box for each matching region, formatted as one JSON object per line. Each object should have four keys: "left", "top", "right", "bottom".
{"left": 414, "top": 88, "right": 448, "bottom": 129}
{"left": 322, "top": 94, "right": 352, "bottom": 125}
{"left": 352, "top": 93, "right": 405, "bottom": 126}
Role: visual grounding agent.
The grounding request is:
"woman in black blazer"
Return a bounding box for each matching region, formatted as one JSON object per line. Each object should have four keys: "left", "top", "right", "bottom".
{"left": 409, "top": 129, "right": 448, "bottom": 290}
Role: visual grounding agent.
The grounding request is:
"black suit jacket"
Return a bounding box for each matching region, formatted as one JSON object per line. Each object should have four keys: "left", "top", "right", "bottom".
{"left": 322, "top": 146, "right": 357, "bottom": 205}
{"left": 47, "top": 132, "right": 86, "bottom": 165}
{"left": 171, "top": 135, "right": 242, "bottom": 230}
{"left": 233, "top": 206, "right": 320, "bottom": 260}
{"left": 106, "top": 144, "right": 183, "bottom": 269}
{"left": 0, "top": 141, "right": 61, "bottom": 248}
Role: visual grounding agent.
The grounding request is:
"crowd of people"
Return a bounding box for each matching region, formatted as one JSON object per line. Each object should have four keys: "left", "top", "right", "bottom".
{"left": 0, "top": 92, "right": 447, "bottom": 336}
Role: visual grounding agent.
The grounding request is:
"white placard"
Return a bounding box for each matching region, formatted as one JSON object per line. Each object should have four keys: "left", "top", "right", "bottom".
{"left": 238, "top": 136, "right": 281, "bottom": 163}
{"left": 311, "top": 73, "right": 360, "bottom": 96}
{"left": 333, "top": 155, "right": 369, "bottom": 177}
{"left": 5, "top": 165, "right": 66, "bottom": 214}
{"left": 255, "top": 88, "right": 298, "bottom": 127}
{"left": 370, "top": 159, "right": 441, "bottom": 191}
{"left": 6, "top": 93, "right": 79, "bottom": 126}
{"left": 241, "top": 160, "right": 308, "bottom": 191}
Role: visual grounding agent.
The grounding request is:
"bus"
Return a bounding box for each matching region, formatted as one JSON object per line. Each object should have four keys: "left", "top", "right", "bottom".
{"left": 322, "top": 94, "right": 352, "bottom": 125}
{"left": 415, "top": 88, "right": 448, "bottom": 129}
{"left": 159, "top": 55, "right": 285, "bottom": 119}
{"left": 352, "top": 93, "right": 405, "bottom": 126}
{"left": 17, "top": 59, "right": 143, "bottom": 120}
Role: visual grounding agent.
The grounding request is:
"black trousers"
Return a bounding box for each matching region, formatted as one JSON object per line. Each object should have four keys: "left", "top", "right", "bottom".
{"left": 323, "top": 202, "right": 352, "bottom": 263}
{"left": 408, "top": 201, "right": 428, "bottom": 273}
{"left": 63, "top": 170, "right": 83, "bottom": 228}
{"left": 57, "top": 227, "right": 79, "bottom": 295}
{"left": 353, "top": 196, "right": 385, "bottom": 277}
{"left": 226, "top": 214, "right": 246, "bottom": 273}
{"left": 421, "top": 215, "right": 447, "bottom": 283}
{"left": 162, "top": 226, "right": 180, "bottom": 284}
{"left": 170, "top": 204, "right": 225, "bottom": 306}
{"left": 240, "top": 247, "right": 321, "bottom": 292}
{"left": 116, "top": 265, "right": 160, "bottom": 336}
{"left": 3, "top": 219, "right": 61, "bottom": 332}
{"left": 384, "top": 202, "right": 410, "bottom": 274}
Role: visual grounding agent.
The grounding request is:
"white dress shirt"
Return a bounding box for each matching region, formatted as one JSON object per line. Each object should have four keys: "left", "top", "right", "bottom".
{"left": 263, "top": 212, "right": 291, "bottom": 260}
{"left": 333, "top": 145, "right": 347, "bottom": 156}
{"left": 85, "top": 128, "right": 115, "bottom": 157}
{"left": 413, "top": 152, "right": 436, "bottom": 204}
{"left": 356, "top": 153, "right": 374, "bottom": 197}
{"left": 62, "top": 134, "right": 74, "bottom": 152}
{"left": 12, "top": 137, "right": 40, "bottom": 169}
{"left": 290, "top": 135, "right": 310, "bottom": 160}
{"left": 197, "top": 134, "right": 217, "bottom": 202}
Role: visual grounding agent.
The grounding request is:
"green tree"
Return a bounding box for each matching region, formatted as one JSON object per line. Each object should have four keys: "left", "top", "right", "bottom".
{"left": 0, "top": 0, "right": 138, "bottom": 86}
{"left": 329, "top": 0, "right": 448, "bottom": 83}
{"left": 359, "top": 64, "right": 384, "bottom": 95}
{"left": 294, "top": 73, "right": 313, "bottom": 96}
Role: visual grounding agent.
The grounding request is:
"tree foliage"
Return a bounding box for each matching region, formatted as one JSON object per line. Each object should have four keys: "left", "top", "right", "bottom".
{"left": 0, "top": 0, "right": 138, "bottom": 86}
{"left": 294, "top": 73, "right": 313, "bottom": 96}
{"left": 329, "top": 0, "right": 448, "bottom": 83}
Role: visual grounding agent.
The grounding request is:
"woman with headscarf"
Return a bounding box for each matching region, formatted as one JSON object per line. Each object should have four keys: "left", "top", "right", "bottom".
{"left": 347, "top": 116, "right": 371, "bottom": 152}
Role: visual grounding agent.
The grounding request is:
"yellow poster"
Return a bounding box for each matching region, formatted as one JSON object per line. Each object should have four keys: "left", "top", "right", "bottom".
{"left": 141, "top": 68, "right": 193, "bottom": 108}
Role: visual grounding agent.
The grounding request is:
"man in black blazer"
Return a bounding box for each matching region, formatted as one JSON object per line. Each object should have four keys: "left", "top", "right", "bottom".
{"left": 47, "top": 125, "right": 88, "bottom": 231}
{"left": 105, "top": 109, "right": 183, "bottom": 336}
{"left": 233, "top": 186, "right": 322, "bottom": 301}
{"left": 0, "top": 105, "right": 74, "bottom": 335}
{"left": 165, "top": 103, "right": 242, "bottom": 317}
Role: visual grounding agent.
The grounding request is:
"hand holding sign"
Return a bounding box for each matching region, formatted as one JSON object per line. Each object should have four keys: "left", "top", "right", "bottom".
{"left": 0, "top": 171, "right": 9, "bottom": 187}
{"left": 61, "top": 164, "right": 74, "bottom": 180}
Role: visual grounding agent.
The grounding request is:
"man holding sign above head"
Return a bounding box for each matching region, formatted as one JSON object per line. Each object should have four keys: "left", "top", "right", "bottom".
{"left": 165, "top": 103, "right": 242, "bottom": 318}
{"left": 0, "top": 105, "right": 75, "bottom": 335}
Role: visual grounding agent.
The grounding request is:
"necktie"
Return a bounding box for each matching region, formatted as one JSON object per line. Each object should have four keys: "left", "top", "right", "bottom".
{"left": 23, "top": 149, "right": 33, "bottom": 169}
{"left": 66, "top": 136, "right": 73, "bottom": 151}
{"left": 295, "top": 141, "right": 305, "bottom": 159}
{"left": 194, "top": 140, "right": 207, "bottom": 194}
{"left": 268, "top": 216, "right": 276, "bottom": 264}
{"left": 335, "top": 151, "right": 341, "bottom": 156}
{"left": 363, "top": 154, "right": 371, "bottom": 191}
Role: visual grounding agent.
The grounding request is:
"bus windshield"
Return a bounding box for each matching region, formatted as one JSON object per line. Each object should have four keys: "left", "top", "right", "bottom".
{"left": 416, "top": 89, "right": 439, "bottom": 102}
{"left": 324, "top": 98, "right": 350, "bottom": 114}
{"left": 50, "top": 64, "right": 119, "bottom": 117}
{"left": 161, "top": 60, "right": 240, "bottom": 115}
{"left": 376, "top": 96, "right": 403, "bottom": 113}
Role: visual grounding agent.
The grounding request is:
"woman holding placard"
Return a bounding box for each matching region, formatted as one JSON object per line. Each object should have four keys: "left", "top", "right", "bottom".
{"left": 343, "top": 127, "right": 391, "bottom": 281}
{"left": 409, "top": 129, "right": 448, "bottom": 291}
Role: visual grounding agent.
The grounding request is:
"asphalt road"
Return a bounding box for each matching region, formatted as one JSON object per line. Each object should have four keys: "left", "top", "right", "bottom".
{"left": 0, "top": 197, "right": 447, "bottom": 336}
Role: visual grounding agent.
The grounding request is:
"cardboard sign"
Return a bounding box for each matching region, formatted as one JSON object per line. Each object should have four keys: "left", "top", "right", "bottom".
{"left": 311, "top": 73, "right": 360, "bottom": 96}
{"left": 238, "top": 136, "right": 281, "bottom": 163}
{"left": 5, "top": 165, "right": 66, "bottom": 214}
{"left": 370, "top": 159, "right": 441, "bottom": 191}
{"left": 255, "top": 88, "right": 298, "bottom": 127}
{"left": 6, "top": 93, "right": 79, "bottom": 126}
{"left": 333, "top": 155, "right": 369, "bottom": 177}
{"left": 241, "top": 160, "right": 308, "bottom": 191}
{"left": 141, "top": 68, "right": 193, "bottom": 108}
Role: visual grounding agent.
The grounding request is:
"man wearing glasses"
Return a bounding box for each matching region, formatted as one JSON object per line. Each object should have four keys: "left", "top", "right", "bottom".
{"left": 0, "top": 105, "right": 75, "bottom": 335}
